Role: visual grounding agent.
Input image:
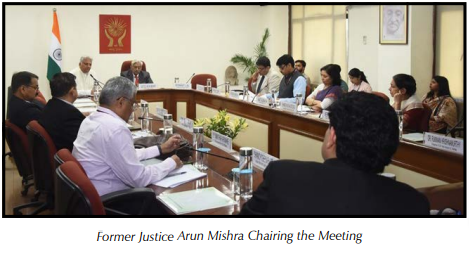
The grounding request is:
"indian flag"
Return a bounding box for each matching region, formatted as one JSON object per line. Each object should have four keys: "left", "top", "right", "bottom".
{"left": 47, "top": 8, "right": 62, "bottom": 81}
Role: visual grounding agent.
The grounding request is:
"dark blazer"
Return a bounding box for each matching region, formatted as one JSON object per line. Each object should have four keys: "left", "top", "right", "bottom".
{"left": 240, "top": 159, "right": 430, "bottom": 215}
{"left": 38, "top": 97, "right": 85, "bottom": 151}
{"left": 120, "top": 70, "right": 153, "bottom": 84}
{"left": 7, "top": 95, "right": 42, "bottom": 132}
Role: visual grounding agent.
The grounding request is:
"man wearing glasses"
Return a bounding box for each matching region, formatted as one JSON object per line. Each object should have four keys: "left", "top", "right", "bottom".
{"left": 73, "top": 76, "right": 183, "bottom": 199}
{"left": 250, "top": 56, "right": 281, "bottom": 95}
{"left": 7, "top": 71, "right": 42, "bottom": 132}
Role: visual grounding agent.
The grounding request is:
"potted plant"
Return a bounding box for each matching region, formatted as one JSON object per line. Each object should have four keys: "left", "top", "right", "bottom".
{"left": 194, "top": 109, "right": 248, "bottom": 140}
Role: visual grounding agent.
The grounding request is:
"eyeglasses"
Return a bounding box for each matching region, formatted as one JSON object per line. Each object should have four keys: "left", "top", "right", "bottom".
{"left": 121, "top": 97, "right": 138, "bottom": 111}
{"left": 279, "top": 65, "right": 286, "bottom": 71}
{"left": 27, "top": 85, "right": 39, "bottom": 91}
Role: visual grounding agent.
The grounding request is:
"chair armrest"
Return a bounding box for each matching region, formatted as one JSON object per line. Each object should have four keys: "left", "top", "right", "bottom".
{"left": 101, "top": 188, "right": 156, "bottom": 215}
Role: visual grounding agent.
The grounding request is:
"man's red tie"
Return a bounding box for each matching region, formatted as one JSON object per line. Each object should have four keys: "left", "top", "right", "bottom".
{"left": 135, "top": 74, "right": 139, "bottom": 86}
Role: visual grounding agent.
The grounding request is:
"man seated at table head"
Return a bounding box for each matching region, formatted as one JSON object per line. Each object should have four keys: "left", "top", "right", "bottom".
{"left": 38, "top": 72, "right": 85, "bottom": 152}
{"left": 8, "top": 71, "right": 42, "bottom": 132}
{"left": 73, "top": 76, "right": 182, "bottom": 196}
{"left": 294, "top": 59, "right": 312, "bottom": 89}
{"left": 240, "top": 92, "right": 430, "bottom": 215}
{"left": 69, "top": 56, "right": 98, "bottom": 97}
{"left": 120, "top": 59, "right": 153, "bottom": 85}
{"left": 265, "top": 54, "right": 307, "bottom": 104}
{"left": 251, "top": 56, "right": 281, "bottom": 95}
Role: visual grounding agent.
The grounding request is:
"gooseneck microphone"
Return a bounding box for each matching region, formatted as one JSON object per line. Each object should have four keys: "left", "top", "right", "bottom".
{"left": 90, "top": 74, "right": 104, "bottom": 88}
{"left": 188, "top": 147, "right": 238, "bottom": 163}
{"left": 251, "top": 85, "right": 269, "bottom": 103}
{"left": 186, "top": 73, "right": 196, "bottom": 84}
{"left": 137, "top": 116, "right": 163, "bottom": 121}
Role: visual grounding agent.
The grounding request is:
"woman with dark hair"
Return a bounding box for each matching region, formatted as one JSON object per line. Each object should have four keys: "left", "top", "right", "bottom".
{"left": 305, "top": 64, "right": 343, "bottom": 111}
{"left": 389, "top": 73, "right": 424, "bottom": 131}
{"left": 421, "top": 76, "right": 458, "bottom": 134}
{"left": 348, "top": 68, "right": 372, "bottom": 93}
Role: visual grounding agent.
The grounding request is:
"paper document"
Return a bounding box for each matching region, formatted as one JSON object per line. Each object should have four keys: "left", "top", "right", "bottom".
{"left": 74, "top": 98, "right": 94, "bottom": 104}
{"left": 154, "top": 164, "right": 206, "bottom": 188}
{"left": 131, "top": 130, "right": 153, "bottom": 139}
{"left": 157, "top": 187, "right": 236, "bottom": 215}
{"left": 402, "top": 133, "right": 424, "bottom": 142}
{"left": 297, "top": 105, "right": 314, "bottom": 112}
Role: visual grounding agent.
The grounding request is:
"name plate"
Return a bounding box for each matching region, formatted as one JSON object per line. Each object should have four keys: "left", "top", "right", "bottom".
{"left": 138, "top": 83, "right": 157, "bottom": 90}
{"left": 229, "top": 91, "right": 240, "bottom": 99}
{"left": 320, "top": 110, "right": 330, "bottom": 121}
{"left": 156, "top": 107, "right": 168, "bottom": 118}
{"left": 196, "top": 84, "right": 205, "bottom": 91}
{"left": 179, "top": 117, "right": 194, "bottom": 132}
{"left": 211, "top": 88, "right": 222, "bottom": 96}
{"left": 174, "top": 83, "right": 191, "bottom": 89}
{"left": 280, "top": 101, "right": 297, "bottom": 113}
{"left": 423, "top": 132, "right": 463, "bottom": 155}
{"left": 253, "top": 148, "right": 278, "bottom": 171}
{"left": 211, "top": 131, "right": 232, "bottom": 152}
{"left": 255, "top": 96, "right": 270, "bottom": 106}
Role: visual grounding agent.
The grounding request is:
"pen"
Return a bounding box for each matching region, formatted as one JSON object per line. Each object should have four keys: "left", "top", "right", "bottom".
{"left": 166, "top": 172, "right": 187, "bottom": 178}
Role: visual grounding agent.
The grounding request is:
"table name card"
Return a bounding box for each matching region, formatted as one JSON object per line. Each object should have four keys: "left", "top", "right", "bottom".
{"left": 156, "top": 108, "right": 168, "bottom": 118}
{"left": 253, "top": 148, "right": 278, "bottom": 171}
{"left": 280, "top": 101, "right": 297, "bottom": 113}
{"left": 138, "top": 83, "right": 157, "bottom": 90}
{"left": 424, "top": 132, "right": 463, "bottom": 155}
{"left": 254, "top": 96, "right": 270, "bottom": 106}
{"left": 179, "top": 117, "right": 194, "bottom": 132}
{"left": 174, "top": 83, "right": 191, "bottom": 89}
{"left": 196, "top": 84, "right": 205, "bottom": 91}
{"left": 211, "top": 88, "right": 222, "bottom": 96}
{"left": 229, "top": 91, "right": 240, "bottom": 99}
{"left": 211, "top": 131, "right": 232, "bottom": 152}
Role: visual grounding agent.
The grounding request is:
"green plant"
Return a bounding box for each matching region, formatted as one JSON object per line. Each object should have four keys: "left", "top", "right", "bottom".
{"left": 194, "top": 109, "right": 248, "bottom": 140}
{"left": 230, "top": 28, "right": 270, "bottom": 81}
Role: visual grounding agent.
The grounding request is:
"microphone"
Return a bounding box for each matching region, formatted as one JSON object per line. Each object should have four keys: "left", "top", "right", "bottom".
{"left": 445, "top": 117, "right": 464, "bottom": 137}
{"left": 251, "top": 85, "right": 269, "bottom": 103}
{"left": 186, "top": 73, "right": 196, "bottom": 84}
{"left": 137, "top": 116, "right": 163, "bottom": 121}
{"left": 90, "top": 74, "right": 104, "bottom": 88}
{"left": 187, "top": 147, "right": 238, "bottom": 163}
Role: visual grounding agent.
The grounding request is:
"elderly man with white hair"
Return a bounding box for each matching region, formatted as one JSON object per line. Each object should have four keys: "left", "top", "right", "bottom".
{"left": 120, "top": 59, "right": 153, "bottom": 85}
{"left": 73, "top": 76, "right": 182, "bottom": 197}
{"left": 70, "top": 56, "right": 98, "bottom": 97}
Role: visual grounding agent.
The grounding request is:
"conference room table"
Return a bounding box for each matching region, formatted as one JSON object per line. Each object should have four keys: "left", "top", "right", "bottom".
{"left": 133, "top": 88, "right": 464, "bottom": 215}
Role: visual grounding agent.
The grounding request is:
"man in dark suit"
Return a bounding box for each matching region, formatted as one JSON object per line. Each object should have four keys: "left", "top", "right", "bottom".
{"left": 240, "top": 92, "right": 430, "bottom": 215}
{"left": 38, "top": 72, "right": 85, "bottom": 151}
{"left": 120, "top": 60, "right": 153, "bottom": 85}
{"left": 7, "top": 71, "right": 43, "bottom": 132}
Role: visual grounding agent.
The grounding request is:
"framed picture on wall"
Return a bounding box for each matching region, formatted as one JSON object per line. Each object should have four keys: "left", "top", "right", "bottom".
{"left": 380, "top": 5, "right": 408, "bottom": 44}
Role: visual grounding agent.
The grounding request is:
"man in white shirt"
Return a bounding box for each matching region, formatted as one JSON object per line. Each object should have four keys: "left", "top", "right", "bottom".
{"left": 73, "top": 76, "right": 183, "bottom": 197}
{"left": 69, "top": 56, "right": 98, "bottom": 97}
{"left": 295, "top": 60, "right": 312, "bottom": 89}
{"left": 250, "top": 56, "right": 281, "bottom": 96}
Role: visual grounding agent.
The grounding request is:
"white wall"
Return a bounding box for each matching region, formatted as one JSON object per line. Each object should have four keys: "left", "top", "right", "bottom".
{"left": 5, "top": 5, "right": 291, "bottom": 105}
{"left": 348, "top": 5, "right": 434, "bottom": 98}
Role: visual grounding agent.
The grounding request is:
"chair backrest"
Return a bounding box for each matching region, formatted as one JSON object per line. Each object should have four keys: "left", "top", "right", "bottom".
{"left": 121, "top": 60, "right": 146, "bottom": 73}
{"left": 54, "top": 148, "right": 87, "bottom": 175}
{"left": 372, "top": 91, "right": 390, "bottom": 103}
{"left": 5, "top": 119, "right": 32, "bottom": 177}
{"left": 26, "top": 120, "right": 57, "bottom": 192}
{"left": 419, "top": 103, "right": 433, "bottom": 132}
{"left": 55, "top": 161, "right": 105, "bottom": 215}
{"left": 191, "top": 74, "right": 217, "bottom": 89}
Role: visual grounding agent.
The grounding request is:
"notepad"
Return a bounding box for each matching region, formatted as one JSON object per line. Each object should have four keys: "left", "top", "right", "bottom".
{"left": 402, "top": 133, "right": 424, "bottom": 142}
{"left": 157, "top": 187, "right": 236, "bottom": 215}
{"left": 154, "top": 164, "right": 206, "bottom": 188}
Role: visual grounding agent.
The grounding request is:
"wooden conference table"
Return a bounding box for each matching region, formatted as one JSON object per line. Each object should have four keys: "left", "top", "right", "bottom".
{"left": 134, "top": 88, "right": 464, "bottom": 215}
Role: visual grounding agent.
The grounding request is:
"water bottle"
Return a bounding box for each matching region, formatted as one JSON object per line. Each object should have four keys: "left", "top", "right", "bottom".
{"left": 206, "top": 78, "right": 212, "bottom": 93}
{"left": 193, "top": 127, "right": 204, "bottom": 170}
{"left": 224, "top": 81, "right": 230, "bottom": 95}
{"left": 238, "top": 147, "right": 253, "bottom": 199}
{"left": 93, "top": 81, "right": 101, "bottom": 103}
{"left": 295, "top": 93, "right": 303, "bottom": 114}
{"left": 141, "top": 103, "right": 151, "bottom": 133}
{"left": 396, "top": 110, "right": 403, "bottom": 140}
{"left": 271, "top": 89, "right": 277, "bottom": 108}
{"left": 174, "top": 77, "right": 179, "bottom": 84}
{"left": 163, "top": 114, "right": 173, "bottom": 135}
{"left": 243, "top": 85, "right": 249, "bottom": 101}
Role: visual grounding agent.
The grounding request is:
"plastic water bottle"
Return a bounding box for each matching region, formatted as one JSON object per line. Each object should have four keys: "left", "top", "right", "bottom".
{"left": 163, "top": 114, "right": 173, "bottom": 135}
{"left": 93, "top": 82, "right": 101, "bottom": 103}
{"left": 141, "top": 103, "right": 150, "bottom": 133}
{"left": 271, "top": 89, "right": 277, "bottom": 108}
{"left": 225, "top": 81, "right": 230, "bottom": 95}
{"left": 174, "top": 77, "right": 179, "bottom": 84}
{"left": 206, "top": 78, "right": 212, "bottom": 93}
{"left": 238, "top": 147, "right": 253, "bottom": 199}
{"left": 193, "top": 127, "right": 204, "bottom": 170}
{"left": 295, "top": 93, "right": 303, "bottom": 114}
{"left": 396, "top": 110, "right": 403, "bottom": 139}
{"left": 243, "top": 85, "right": 249, "bottom": 101}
